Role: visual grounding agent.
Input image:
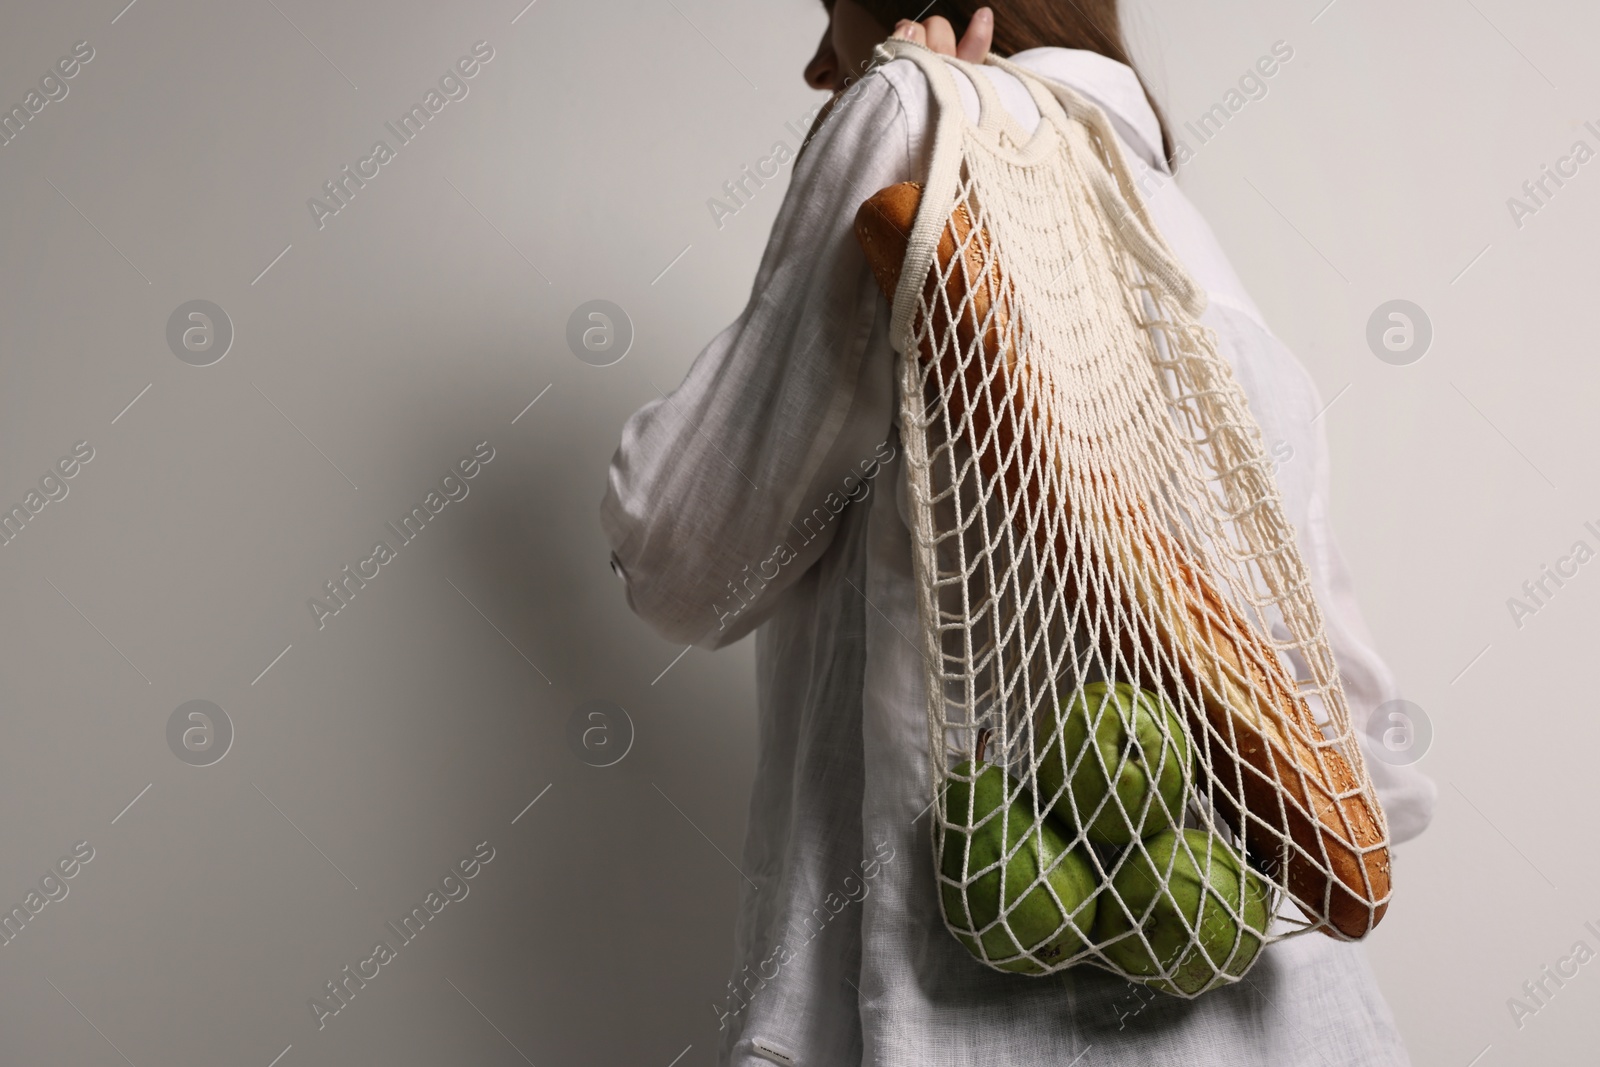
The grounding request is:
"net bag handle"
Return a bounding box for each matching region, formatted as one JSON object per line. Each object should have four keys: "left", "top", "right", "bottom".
{"left": 872, "top": 38, "right": 1207, "bottom": 357}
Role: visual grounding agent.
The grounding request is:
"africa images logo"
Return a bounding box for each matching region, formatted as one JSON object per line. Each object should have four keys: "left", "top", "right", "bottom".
{"left": 712, "top": 842, "right": 895, "bottom": 1030}
{"left": 1504, "top": 519, "right": 1600, "bottom": 630}
{"left": 307, "top": 441, "right": 495, "bottom": 630}
{"left": 0, "top": 40, "right": 95, "bottom": 151}
{"left": 307, "top": 41, "right": 495, "bottom": 231}
{"left": 309, "top": 841, "right": 496, "bottom": 1031}
{"left": 712, "top": 440, "right": 896, "bottom": 631}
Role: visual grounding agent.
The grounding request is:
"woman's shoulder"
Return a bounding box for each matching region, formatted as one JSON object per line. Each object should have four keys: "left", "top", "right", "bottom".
{"left": 858, "top": 46, "right": 1167, "bottom": 177}
{"left": 794, "top": 59, "right": 917, "bottom": 171}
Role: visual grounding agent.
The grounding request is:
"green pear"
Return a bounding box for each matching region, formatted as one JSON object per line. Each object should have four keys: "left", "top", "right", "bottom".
{"left": 1035, "top": 682, "right": 1192, "bottom": 847}
{"left": 1092, "top": 828, "right": 1271, "bottom": 995}
{"left": 939, "top": 757, "right": 1098, "bottom": 974}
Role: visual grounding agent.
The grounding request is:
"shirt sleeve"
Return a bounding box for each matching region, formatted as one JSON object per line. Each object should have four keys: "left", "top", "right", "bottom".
{"left": 601, "top": 71, "right": 914, "bottom": 650}
{"left": 1304, "top": 418, "right": 1439, "bottom": 845}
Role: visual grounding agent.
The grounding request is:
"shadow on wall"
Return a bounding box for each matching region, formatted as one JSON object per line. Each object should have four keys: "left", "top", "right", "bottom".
{"left": 389, "top": 386, "right": 762, "bottom": 1060}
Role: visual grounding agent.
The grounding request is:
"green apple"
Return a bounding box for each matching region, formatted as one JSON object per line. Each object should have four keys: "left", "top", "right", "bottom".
{"left": 1035, "top": 682, "right": 1192, "bottom": 846}
{"left": 1092, "top": 828, "right": 1271, "bottom": 995}
{"left": 939, "top": 758, "right": 1099, "bottom": 974}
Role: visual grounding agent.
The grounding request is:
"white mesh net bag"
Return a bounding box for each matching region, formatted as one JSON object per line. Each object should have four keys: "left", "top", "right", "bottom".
{"left": 852, "top": 39, "right": 1392, "bottom": 998}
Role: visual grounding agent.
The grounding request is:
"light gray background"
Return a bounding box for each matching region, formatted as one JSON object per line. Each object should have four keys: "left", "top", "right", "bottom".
{"left": 0, "top": 0, "right": 1593, "bottom": 1064}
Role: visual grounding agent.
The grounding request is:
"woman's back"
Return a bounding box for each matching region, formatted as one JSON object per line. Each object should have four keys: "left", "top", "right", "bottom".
{"left": 603, "top": 41, "right": 1434, "bottom": 1067}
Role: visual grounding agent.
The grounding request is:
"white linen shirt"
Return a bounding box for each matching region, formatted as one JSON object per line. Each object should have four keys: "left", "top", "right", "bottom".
{"left": 603, "top": 46, "right": 1437, "bottom": 1067}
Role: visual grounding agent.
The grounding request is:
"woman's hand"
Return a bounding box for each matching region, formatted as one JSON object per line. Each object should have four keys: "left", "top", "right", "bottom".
{"left": 890, "top": 7, "right": 993, "bottom": 61}
{"left": 796, "top": 4, "right": 995, "bottom": 163}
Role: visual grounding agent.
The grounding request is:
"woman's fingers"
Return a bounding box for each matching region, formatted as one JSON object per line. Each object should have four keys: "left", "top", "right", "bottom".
{"left": 891, "top": 19, "right": 925, "bottom": 46}
{"left": 956, "top": 7, "right": 994, "bottom": 62}
{"left": 893, "top": 9, "right": 993, "bottom": 60}
{"left": 922, "top": 16, "right": 958, "bottom": 55}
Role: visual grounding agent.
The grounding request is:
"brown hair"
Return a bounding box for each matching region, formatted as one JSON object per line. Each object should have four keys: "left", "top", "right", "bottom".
{"left": 852, "top": 0, "right": 1173, "bottom": 167}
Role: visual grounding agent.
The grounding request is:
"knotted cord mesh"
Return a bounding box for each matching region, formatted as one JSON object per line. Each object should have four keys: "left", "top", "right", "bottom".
{"left": 870, "top": 41, "right": 1392, "bottom": 998}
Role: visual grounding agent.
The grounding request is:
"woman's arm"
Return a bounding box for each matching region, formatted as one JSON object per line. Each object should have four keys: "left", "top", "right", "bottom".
{"left": 602, "top": 70, "right": 915, "bottom": 649}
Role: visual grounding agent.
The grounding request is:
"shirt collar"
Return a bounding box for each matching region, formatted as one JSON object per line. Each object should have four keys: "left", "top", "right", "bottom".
{"left": 1006, "top": 47, "right": 1170, "bottom": 175}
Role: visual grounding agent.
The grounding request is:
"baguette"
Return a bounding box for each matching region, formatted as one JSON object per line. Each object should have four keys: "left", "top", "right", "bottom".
{"left": 1121, "top": 511, "right": 1390, "bottom": 938}
{"left": 854, "top": 181, "right": 1389, "bottom": 939}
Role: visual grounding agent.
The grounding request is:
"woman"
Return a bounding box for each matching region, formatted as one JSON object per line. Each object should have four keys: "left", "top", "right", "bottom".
{"left": 603, "top": 2, "right": 1437, "bottom": 1063}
